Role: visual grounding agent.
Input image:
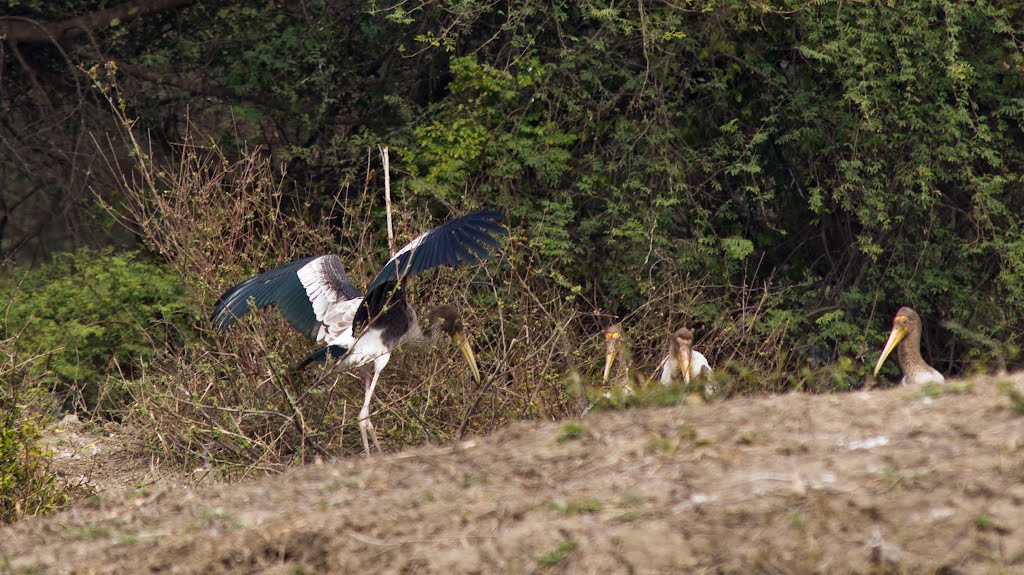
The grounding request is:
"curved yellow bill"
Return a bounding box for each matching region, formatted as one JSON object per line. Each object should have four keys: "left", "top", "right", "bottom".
{"left": 453, "top": 330, "right": 481, "bottom": 383}
{"left": 678, "top": 348, "right": 691, "bottom": 385}
{"left": 603, "top": 349, "right": 618, "bottom": 382}
{"left": 873, "top": 326, "right": 907, "bottom": 376}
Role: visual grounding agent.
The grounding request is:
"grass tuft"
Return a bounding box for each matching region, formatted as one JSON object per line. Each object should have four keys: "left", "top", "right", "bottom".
{"left": 552, "top": 497, "right": 601, "bottom": 515}
{"left": 997, "top": 381, "right": 1024, "bottom": 416}
{"left": 557, "top": 421, "right": 586, "bottom": 443}
{"left": 538, "top": 538, "right": 578, "bottom": 566}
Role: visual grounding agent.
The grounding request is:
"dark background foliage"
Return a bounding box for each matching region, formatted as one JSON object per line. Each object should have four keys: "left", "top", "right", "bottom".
{"left": 3, "top": 0, "right": 1023, "bottom": 468}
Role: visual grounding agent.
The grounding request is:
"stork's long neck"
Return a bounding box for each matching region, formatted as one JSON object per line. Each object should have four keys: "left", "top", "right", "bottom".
{"left": 612, "top": 340, "right": 629, "bottom": 376}
{"left": 405, "top": 318, "right": 443, "bottom": 350}
{"left": 896, "top": 322, "right": 933, "bottom": 378}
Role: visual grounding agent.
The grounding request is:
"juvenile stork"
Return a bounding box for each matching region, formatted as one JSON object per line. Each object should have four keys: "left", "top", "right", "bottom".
{"left": 658, "top": 327, "right": 714, "bottom": 395}
{"left": 601, "top": 323, "right": 635, "bottom": 396}
{"left": 601, "top": 323, "right": 626, "bottom": 383}
{"left": 212, "top": 210, "right": 506, "bottom": 456}
{"left": 872, "top": 306, "right": 943, "bottom": 386}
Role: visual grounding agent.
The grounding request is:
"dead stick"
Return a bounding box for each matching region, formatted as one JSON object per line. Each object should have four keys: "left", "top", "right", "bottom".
{"left": 379, "top": 145, "right": 395, "bottom": 255}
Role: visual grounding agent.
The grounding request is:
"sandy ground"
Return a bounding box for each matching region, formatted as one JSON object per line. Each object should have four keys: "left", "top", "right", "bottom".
{"left": 4, "top": 373, "right": 1024, "bottom": 574}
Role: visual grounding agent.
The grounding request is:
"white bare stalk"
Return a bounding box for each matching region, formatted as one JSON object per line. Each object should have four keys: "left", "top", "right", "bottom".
{"left": 379, "top": 144, "right": 395, "bottom": 256}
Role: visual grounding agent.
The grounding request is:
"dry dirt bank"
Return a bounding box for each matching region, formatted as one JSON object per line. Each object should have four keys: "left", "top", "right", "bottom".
{"left": 4, "top": 374, "right": 1024, "bottom": 574}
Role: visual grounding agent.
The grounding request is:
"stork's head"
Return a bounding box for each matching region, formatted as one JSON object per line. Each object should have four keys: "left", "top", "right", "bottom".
{"left": 425, "top": 305, "right": 480, "bottom": 382}
{"left": 602, "top": 323, "right": 624, "bottom": 382}
{"left": 672, "top": 327, "right": 695, "bottom": 384}
{"left": 873, "top": 306, "right": 919, "bottom": 377}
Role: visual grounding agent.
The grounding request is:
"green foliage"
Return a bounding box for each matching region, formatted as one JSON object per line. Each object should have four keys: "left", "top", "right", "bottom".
{"left": 0, "top": 339, "right": 68, "bottom": 523}
{"left": 0, "top": 406, "right": 66, "bottom": 524}
{"left": 9, "top": 0, "right": 1024, "bottom": 462}
{"left": 2, "top": 249, "right": 190, "bottom": 414}
{"left": 385, "top": 0, "right": 1024, "bottom": 381}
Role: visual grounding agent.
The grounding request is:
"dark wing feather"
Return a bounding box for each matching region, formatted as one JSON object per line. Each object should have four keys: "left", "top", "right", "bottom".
{"left": 353, "top": 210, "right": 507, "bottom": 333}
{"left": 211, "top": 254, "right": 361, "bottom": 342}
{"left": 364, "top": 210, "right": 506, "bottom": 295}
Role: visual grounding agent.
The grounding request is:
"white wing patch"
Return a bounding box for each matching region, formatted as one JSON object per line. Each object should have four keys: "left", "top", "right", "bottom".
{"left": 297, "top": 258, "right": 363, "bottom": 343}
{"left": 691, "top": 350, "right": 712, "bottom": 376}
{"left": 660, "top": 354, "right": 677, "bottom": 386}
{"left": 385, "top": 229, "right": 429, "bottom": 280}
{"left": 393, "top": 229, "right": 428, "bottom": 260}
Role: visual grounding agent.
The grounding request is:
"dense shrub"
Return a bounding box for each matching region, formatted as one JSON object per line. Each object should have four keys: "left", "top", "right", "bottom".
{"left": 2, "top": 249, "right": 191, "bottom": 415}
{"left": 0, "top": 338, "right": 68, "bottom": 523}
{"left": 387, "top": 0, "right": 1024, "bottom": 381}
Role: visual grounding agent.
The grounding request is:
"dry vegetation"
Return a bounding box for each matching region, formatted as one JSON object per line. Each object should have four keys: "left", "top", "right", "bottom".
{"left": 76, "top": 110, "right": 846, "bottom": 473}
{"left": 5, "top": 373, "right": 1024, "bottom": 574}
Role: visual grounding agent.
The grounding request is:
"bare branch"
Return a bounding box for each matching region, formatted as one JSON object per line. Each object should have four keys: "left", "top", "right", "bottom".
{"left": 0, "top": 0, "right": 195, "bottom": 44}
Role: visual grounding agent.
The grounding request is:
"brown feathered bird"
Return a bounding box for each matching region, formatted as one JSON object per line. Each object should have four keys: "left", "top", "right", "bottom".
{"left": 873, "top": 307, "right": 943, "bottom": 385}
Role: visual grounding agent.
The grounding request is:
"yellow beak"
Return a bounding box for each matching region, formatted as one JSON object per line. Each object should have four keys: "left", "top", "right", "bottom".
{"left": 453, "top": 329, "right": 481, "bottom": 383}
{"left": 873, "top": 326, "right": 907, "bottom": 377}
{"left": 602, "top": 348, "right": 618, "bottom": 382}
{"left": 678, "top": 347, "right": 691, "bottom": 385}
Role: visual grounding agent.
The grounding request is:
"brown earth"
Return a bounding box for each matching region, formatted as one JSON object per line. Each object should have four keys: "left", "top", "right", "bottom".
{"left": 4, "top": 374, "right": 1024, "bottom": 574}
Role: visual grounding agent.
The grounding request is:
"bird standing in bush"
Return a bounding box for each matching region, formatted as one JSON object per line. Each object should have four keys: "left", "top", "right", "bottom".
{"left": 601, "top": 324, "right": 714, "bottom": 398}
{"left": 601, "top": 323, "right": 636, "bottom": 396}
{"left": 657, "top": 327, "right": 714, "bottom": 396}
{"left": 212, "top": 210, "right": 507, "bottom": 456}
{"left": 873, "top": 307, "right": 943, "bottom": 386}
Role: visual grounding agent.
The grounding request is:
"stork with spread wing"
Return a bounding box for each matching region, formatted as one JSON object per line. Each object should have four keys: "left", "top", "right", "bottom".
{"left": 212, "top": 210, "right": 507, "bottom": 456}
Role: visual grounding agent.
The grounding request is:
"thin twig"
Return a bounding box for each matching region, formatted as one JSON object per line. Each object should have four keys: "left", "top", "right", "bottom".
{"left": 379, "top": 145, "right": 395, "bottom": 255}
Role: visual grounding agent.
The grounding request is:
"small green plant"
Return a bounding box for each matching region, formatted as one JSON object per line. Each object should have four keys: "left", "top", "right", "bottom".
{"left": 616, "top": 510, "right": 639, "bottom": 522}
{"left": 1, "top": 337, "right": 69, "bottom": 524}
{"left": 645, "top": 436, "right": 674, "bottom": 454}
{"left": 192, "top": 508, "right": 240, "bottom": 532}
{"left": 975, "top": 514, "right": 994, "bottom": 531}
{"left": 915, "top": 381, "right": 974, "bottom": 400}
{"left": 997, "top": 381, "right": 1024, "bottom": 416}
{"left": 788, "top": 511, "right": 804, "bottom": 527}
{"left": 68, "top": 524, "right": 112, "bottom": 541}
{"left": 557, "top": 421, "right": 586, "bottom": 442}
{"left": 552, "top": 497, "right": 601, "bottom": 515}
{"left": 678, "top": 423, "right": 698, "bottom": 442}
{"left": 537, "top": 538, "right": 578, "bottom": 567}
{"left": 878, "top": 464, "right": 900, "bottom": 480}
{"left": 736, "top": 431, "right": 758, "bottom": 445}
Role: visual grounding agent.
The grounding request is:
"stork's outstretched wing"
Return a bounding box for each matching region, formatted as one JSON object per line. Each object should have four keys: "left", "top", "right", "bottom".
{"left": 212, "top": 254, "right": 362, "bottom": 342}
{"left": 355, "top": 210, "right": 506, "bottom": 332}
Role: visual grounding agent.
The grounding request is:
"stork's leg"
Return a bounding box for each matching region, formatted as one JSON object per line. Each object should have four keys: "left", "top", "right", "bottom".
{"left": 359, "top": 366, "right": 383, "bottom": 457}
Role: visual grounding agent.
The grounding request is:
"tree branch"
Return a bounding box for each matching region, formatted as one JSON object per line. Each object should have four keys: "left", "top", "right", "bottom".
{"left": 0, "top": 0, "right": 194, "bottom": 44}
